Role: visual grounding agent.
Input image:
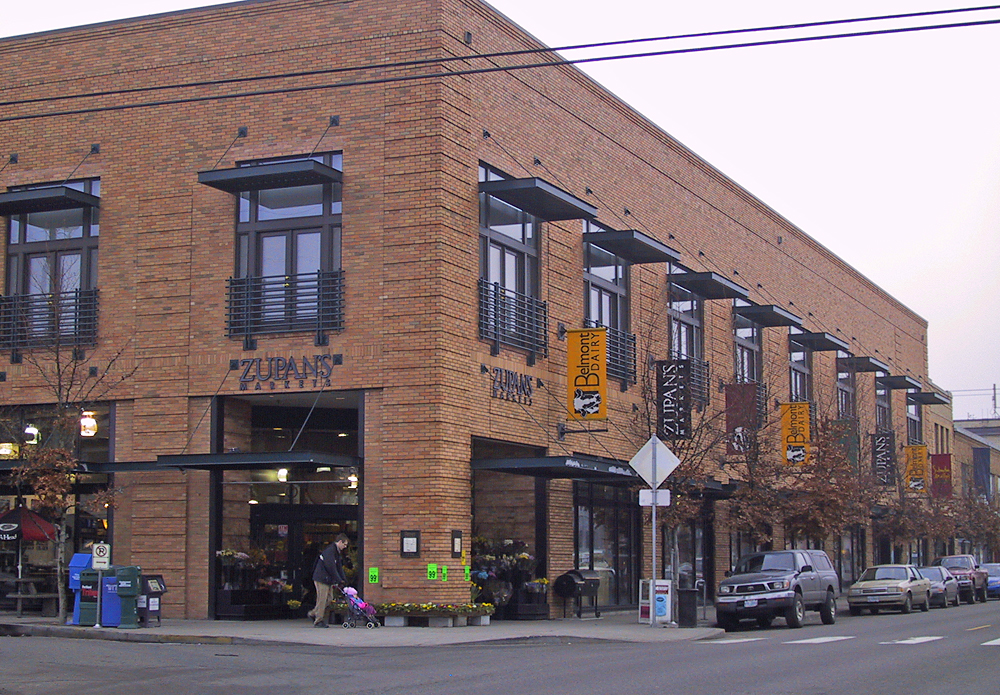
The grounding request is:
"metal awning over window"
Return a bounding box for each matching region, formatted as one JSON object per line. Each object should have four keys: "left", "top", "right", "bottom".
{"left": 669, "top": 272, "right": 750, "bottom": 300}
{"left": 471, "top": 454, "right": 638, "bottom": 483}
{"left": 198, "top": 160, "right": 343, "bottom": 194}
{"left": 908, "top": 391, "right": 951, "bottom": 406}
{"left": 0, "top": 186, "right": 100, "bottom": 216}
{"left": 791, "top": 332, "right": 850, "bottom": 352}
{"left": 158, "top": 451, "right": 359, "bottom": 470}
{"left": 733, "top": 304, "right": 803, "bottom": 328}
{"left": 583, "top": 229, "right": 680, "bottom": 264}
{"left": 837, "top": 355, "right": 890, "bottom": 373}
{"left": 876, "top": 375, "right": 922, "bottom": 390}
{"left": 479, "top": 177, "right": 597, "bottom": 221}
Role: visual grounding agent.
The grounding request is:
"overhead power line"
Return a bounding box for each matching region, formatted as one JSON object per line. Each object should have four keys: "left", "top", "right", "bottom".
{"left": 3, "top": 3, "right": 999, "bottom": 110}
{"left": 1, "top": 13, "right": 1000, "bottom": 124}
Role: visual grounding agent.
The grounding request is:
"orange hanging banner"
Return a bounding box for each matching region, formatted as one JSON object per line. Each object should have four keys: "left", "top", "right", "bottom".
{"left": 566, "top": 327, "right": 607, "bottom": 421}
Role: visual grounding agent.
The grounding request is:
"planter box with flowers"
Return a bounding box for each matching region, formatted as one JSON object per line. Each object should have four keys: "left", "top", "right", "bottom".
{"left": 326, "top": 600, "right": 495, "bottom": 627}
{"left": 470, "top": 538, "right": 549, "bottom": 620}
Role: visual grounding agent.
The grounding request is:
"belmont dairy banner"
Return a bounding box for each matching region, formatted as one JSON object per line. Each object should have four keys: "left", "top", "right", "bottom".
{"left": 903, "top": 444, "right": 929, "bottom": 494}
{"left": 780, "top": 402, "right": 812, "bottom": 465}
{"left": 930, "top": 453, "right": 953, "bottom": 498}
{"left": 566, "top": 327, "right": 607, "bottom": 421}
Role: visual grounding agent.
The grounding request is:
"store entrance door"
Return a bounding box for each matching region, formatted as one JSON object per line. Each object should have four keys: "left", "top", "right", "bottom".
{"left": 250, "top": 505, "right": 359, "bottom": 616}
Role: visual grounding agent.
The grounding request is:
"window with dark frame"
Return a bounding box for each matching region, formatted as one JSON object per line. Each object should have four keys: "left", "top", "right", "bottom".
{"left": 227, "top": 153, "right": 343, "bottom": 346}
{"left": 733, "top": 300, "right": 761, "bottom": 384}
{"left": 836, "top": 350, "right": 857, "bottom": 420}
{"left": 3, "top": 178, "right": 100, "bottom": 355}
{"left": 584, "top": 220, "right": 634, "bottom": 383}
{"left": 788, "top": 330, "right": 813, "bottom": 404}
{"left": 478, "top": 163, "right": 546, "bottom": 360}
{"left": 906, "top": 400, "right": 923, "bottom": 445}
{"left": 667, "top": 266, "right": 710, "bottom": 407}
{"left": 875, "top": 380, "right": 892, "bottom": 432}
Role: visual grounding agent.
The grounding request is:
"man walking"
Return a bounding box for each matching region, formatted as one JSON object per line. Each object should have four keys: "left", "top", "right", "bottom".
{"left": 308, "top": 533, "right": 349, "bottom": 627}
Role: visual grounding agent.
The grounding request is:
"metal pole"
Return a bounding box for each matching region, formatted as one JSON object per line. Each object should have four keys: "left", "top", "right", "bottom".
{"left": 94, "top": 569, "right": 103, "bottom": 628}
{"left": 650, "top": 441, "right": 657, "bottom": 627}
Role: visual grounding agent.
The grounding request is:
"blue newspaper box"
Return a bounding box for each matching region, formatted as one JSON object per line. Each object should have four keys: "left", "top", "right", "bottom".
{"left": 101, "top": 575, "right": 122, "bottom": 627}
{"left": 68, "top": 554, "right": 93, "bottom": 625}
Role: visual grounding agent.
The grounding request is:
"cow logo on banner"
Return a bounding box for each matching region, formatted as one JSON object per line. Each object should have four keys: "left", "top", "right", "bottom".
{"left": 930, "top": 454, "right": 953, "bottom": 498}
{"left": 725, "top": 383, "right": 759, "bottom": 455}
{"left": 780, "top": 402, "right": 811, "bottom": 465}
{"left": 655, "top": 360, "right": 691, "bottom": 440}
{"left": 872, "top": 432, "right": 896, "bottom": 485}
{"left": 566, "top": 327, "right": 607, "bottom": 421}
{"left": 903, "top": 445, "right": 928, "bottom": 493}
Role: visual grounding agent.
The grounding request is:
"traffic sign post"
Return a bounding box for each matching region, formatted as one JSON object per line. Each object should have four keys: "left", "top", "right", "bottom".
{"left": 629, "top": 436, "right": 680, "bottom": 628}
{"left": 92, "top": 543, "right": 111, "bottom": 628}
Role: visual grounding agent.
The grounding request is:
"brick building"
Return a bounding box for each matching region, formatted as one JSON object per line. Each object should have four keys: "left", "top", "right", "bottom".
{"left": 0, "top": 0, "right": 948, "bottom": 619}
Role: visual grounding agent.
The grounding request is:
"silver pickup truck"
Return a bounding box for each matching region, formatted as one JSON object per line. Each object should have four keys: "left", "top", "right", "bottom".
{"left": 715, "top": 549, "right": 841, "bottom": 630}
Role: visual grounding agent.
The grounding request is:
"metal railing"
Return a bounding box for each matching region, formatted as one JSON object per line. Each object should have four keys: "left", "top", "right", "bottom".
{"left": 478, "top": 279, "right": 548, "bottom": 359}
{"left": 227, "top": 270, "right": 344, "bottom": 348}
{"left": 585, "top": 319, "right": 636, "bottom": 384}
{"left": 0, "top": 289, "right": 99, "bottom": 354}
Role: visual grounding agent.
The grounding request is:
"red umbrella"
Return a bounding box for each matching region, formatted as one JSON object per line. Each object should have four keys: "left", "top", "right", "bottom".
{"left": 0, "top": 506, "right": 57, "bottom": 542}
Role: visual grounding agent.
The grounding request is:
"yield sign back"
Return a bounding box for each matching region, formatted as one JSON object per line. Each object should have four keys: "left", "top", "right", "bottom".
{"left": 629, "top": 436, "right": 680, "bottom": 489}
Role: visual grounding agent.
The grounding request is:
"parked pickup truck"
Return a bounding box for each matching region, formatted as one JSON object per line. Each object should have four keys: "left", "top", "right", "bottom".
{"left": 931, "top": 555, "right": 988, "bottom": 603}
{"left": 715, "top": 549, "right": 840, "bottom": 630}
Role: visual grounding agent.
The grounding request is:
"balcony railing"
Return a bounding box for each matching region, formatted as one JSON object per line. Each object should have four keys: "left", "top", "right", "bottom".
{"left": 227, "top": 271, "right": 344, "bottom": 350}
{"left": 478, "top": 279, "right": 548, "bottom": 361}
{"left": 0, "top": 289, "right": 99, "bottom": 358}
{"left": 585, "top": 319, "right": 636, "bottom": 384}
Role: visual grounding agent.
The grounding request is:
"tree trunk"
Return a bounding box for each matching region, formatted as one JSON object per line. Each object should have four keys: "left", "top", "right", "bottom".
{"left": 57, "top": 523, "right": 68, "bottom": 624}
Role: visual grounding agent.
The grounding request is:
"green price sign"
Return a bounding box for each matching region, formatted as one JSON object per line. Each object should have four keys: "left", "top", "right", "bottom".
{"left": 440, "top": 565, "right": 448, "bottom": 582}
{"left": 427, "top": 563, "right": 438, "bottom": 580}
{"left": 464, "top": 566, "right": 471, "bottom": 582}
{"left": 368, "top": 567, "right": 379, "bottom": 584}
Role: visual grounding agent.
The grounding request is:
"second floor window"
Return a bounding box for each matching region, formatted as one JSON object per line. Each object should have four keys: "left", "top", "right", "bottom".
{"left": 733, "top": 300, "right": 761, "bottom": 384}
{"left": 584, "top": 221, "right": 633, "bottom": 383}
{"left": 836, "top": 352, "right": 857, "bottom": 419}
{"left": 907, "top": 401, "right": 923, "bottom": 444}
{"left": 669, "top": 278, "right": 703, "bottom": 361}
{"left": 789, "top": 333, "right": 812, "bottom": 403}
{"left": 875, "top": 381, "right": 892, "bottom": 432}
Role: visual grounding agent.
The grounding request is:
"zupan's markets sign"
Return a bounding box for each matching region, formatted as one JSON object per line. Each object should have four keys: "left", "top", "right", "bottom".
{"left": 235, "top": 354, "right": 341, "bottom": 391}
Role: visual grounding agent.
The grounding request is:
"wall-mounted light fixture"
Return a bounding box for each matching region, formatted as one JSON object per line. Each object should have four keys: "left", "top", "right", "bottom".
{"left": 348, "top": 470, "right": 359, "bottom": 489}
{"left": 80, "top": 411, "right": 98, "bottom": 437}
{"left": 277, "top": 468, "right": 288, "bottom": 482}
{"left": 24, "top": 425, "right": 39, "bottom": 445}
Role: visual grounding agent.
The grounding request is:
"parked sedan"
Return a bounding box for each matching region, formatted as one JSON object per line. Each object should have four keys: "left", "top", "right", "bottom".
{"left": 982, "top": 563, "right": 1000, "bottom": 599}
{"left": 847, "top": 564, "right": 932, "bottom": 615}
{"left": 917, "top": 566, "right": 961, "bottom": 607}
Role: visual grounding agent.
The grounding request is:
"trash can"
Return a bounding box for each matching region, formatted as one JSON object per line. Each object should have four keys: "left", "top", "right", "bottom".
{"left": 68, "top": 554, "right": 92, "bottom": 625}
{"left": 553, "top": 569, "right": 601, "bottom": 619}
{"left": 116, "top": 566, "right": 142, "bottom": 629}
{"left": 101, "top": 575, "right": 122, "bottom": 627}
{"left": 677, "top": 587, "right": 698, "bottom": 628}
{"left": 77, "top": 569, "right": 101, "bottom": 627}
{"left": 138, "top": 575, "right": 167, "bottom": 627}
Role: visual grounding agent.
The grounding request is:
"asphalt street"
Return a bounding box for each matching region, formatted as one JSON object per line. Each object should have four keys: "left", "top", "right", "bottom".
{"left": 2, "top": 601, "right": 998, "bottom": 695}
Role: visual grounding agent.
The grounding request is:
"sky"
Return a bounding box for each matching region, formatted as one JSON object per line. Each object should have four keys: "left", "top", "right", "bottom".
{"left": 2, "top": 0, "right": 999, "bottom": 419}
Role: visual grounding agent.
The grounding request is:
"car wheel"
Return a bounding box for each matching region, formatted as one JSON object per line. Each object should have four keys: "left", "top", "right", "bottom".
{"left": 717, "top": 613, "right": 738, "bottom": 631}
{"left": 849, "top": 606, "right": 862, "bottom": 617}
{"left": 870, "top": 607, "right": 880, "bottom": 615}
{"left": 901, "top": 593, "right": 912, "bottom": 614}
{"left": 940, "top": 594, "right": 948, "bottom": 609}
{"left": 952, "top": 592, "right": 961, "bottom": 607}
{"left": 978, "top": 586, "right": 988, "bottom": 603}
{"left": 820, "top": 590, "right": 837, "bottom": 625}
{"left": 756, "top": 616, "right": 774, "bottom": 629}
{"left": 920, "top": 592, "right": 930, "bottom": 612}
{"left": 964, "top": 590, "right": 976, "bottom": 605}
{"left": 785, "top": 593, "right": 805, "bottom": 628}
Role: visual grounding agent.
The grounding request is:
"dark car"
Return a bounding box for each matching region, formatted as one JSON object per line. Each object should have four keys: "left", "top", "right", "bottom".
{"left": 715, "top": 549, "right": 840, "bottom": 630}
{"left": 931, "top": 555, "right": 988, "bottom": 603}
{"left": 918, "top": 566, "right": 961, "bottom": 608}
{"left": 982, "top": 563, "right": 1000, "bottom": 599}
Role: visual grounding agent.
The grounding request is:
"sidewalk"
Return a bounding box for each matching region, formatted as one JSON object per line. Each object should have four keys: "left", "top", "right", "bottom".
{"left": 0, "top": 608, "right": 724, "bottom": 648}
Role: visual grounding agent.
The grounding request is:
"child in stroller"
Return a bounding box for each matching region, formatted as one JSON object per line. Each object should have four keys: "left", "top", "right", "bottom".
{"left": 341, "top": 586, "right": 381, "bottom": 628}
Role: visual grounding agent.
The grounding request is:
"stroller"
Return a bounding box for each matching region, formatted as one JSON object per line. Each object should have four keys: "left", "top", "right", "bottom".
{"left": 341, "top": 586, "right": 381, "bottom": 629}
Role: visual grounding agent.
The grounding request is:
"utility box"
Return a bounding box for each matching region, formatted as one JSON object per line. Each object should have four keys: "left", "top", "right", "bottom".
{"left": 68, "top": 554, "right": 93, "bottom": 625}
{"left": 116, "top": 566, "right": 142, "bottom": 629}
{"left": 138, "top": 575, "right": 167, "bottom": 627}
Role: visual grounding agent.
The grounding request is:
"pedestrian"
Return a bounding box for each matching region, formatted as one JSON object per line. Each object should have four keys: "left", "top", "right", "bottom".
{"left": 308, "top": 533, "right": 349, "bottom": 627}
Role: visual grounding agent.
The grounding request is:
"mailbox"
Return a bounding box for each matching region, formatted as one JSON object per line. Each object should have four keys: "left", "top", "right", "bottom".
{"left": 68, "top": 554, "right": 93, "bottom": 625}
{"left": 553, "top": 569, "right": 601, "bottom": 619}
{"left": 115, "top": 566, "right": 142, "bottom": 629}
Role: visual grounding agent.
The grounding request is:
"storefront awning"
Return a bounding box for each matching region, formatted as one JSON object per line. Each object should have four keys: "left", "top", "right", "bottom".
{"left": 908, "top": 391, "right": 951, "bottom": 406}
{"left": 583, "top": 229, "right": 680, "bottom": 264}
{"left": 669, "top": 271, "right": 750, "bottom": 300}
{"left": 876, "top": 375, "right": 922, "bottom": 391}
{"left": 471, "top": 454, "right": 639, "bottom": 482}
{"left": 479, "top": 177, "right": 597, "bottom": 221}
{"left": 734, "top": 304, "right": 803, "bottom": 328}
{"left": 198, "top": 160, "right": 343, "bottom": 194}
{"left": 837, "top": 355, "right": 890, "bottom": 373}
{"left": 0, "top": 186, "right": 100, "bottom": 216}
{"left": 790, "top": 332, "right": 850, "bottom": 352}
{"left": 157, "top": 451, "right": 359, "bottom": 470}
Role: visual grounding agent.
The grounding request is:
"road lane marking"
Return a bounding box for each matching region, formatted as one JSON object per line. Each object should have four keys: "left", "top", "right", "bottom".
{"left": 704, "top": 638, "right": 769, "bottom": 644}
{"left": 784, "top": 636, "right": 856, "bottom": 645}
{"left": 967, "top": 625, "right": 992, "bottom": 631}
{"left": 879, "top": 636, "right": 945, "bottom": 645}
{"left": 981, "top": 638, "right": 1000, "bottom": 646}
